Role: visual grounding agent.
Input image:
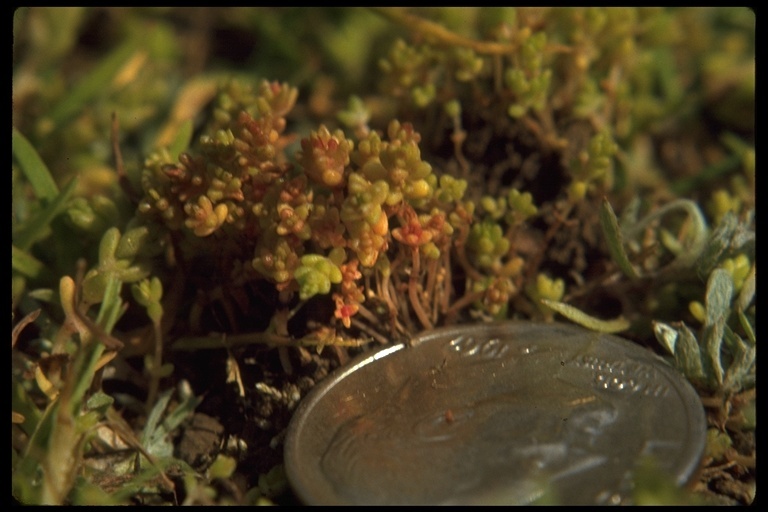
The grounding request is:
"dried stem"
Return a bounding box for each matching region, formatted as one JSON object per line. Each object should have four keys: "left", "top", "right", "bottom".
{"left": 374, "top": 263, "right": 402, "bottom": 332}
{"left": 350, "top": 316, "right": 390, "bottom": 345}
{"left": 424, "top": 256, "right": 440, "bottom": 325}
{"left": 440, "top": 248, "right": 452, "bottom": 316}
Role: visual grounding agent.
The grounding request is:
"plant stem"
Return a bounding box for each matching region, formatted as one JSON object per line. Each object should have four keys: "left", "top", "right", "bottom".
{"left": 145, "top": 319, "right": 163, "bottom": 412}
{"left": 408, "top": 247, "right": 433, "bottom": 330}
{"left": 444, "top": 289, "right": 485, "bottom": 324}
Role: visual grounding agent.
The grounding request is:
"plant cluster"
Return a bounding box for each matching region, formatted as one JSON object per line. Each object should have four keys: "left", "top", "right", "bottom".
{"left": 139, "top": 79, "right": 486, "bottom": 340}
{"left": 13, "top": 7, "right": 754, "bottom": 506}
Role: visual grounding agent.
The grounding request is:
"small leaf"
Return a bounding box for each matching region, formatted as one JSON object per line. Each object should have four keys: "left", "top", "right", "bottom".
{"left": 141, "top": 389, "right": 174, "bottom": 459}
{"left": 208, "top": 454, "right": 237, "bottom": 480}
{"left": 705, "top": 428, "right": 732, "bottom": 461}
{"left": 27, "top": 288, "right": 55, "bottom": 303}
{"left": 738, "top": 309, "right": 755, "bottom": 345}
{"left": 258, "top": 464, "right": 289, "bottom": 498}
{"left": 157, "top": 363, "right": 175, "bottom": 378}
{"left": 600, "top": 198, "right": 639, "bottom": 278}
{"left": 115, "top": 226, "right": 150, "bottom": 260}
{"left": 68, "top": 476, "right": 122, "bottom": 505}
{"left": 540, "top": 298, "right": 630, "bottom": 333}
{"left": 705, "top": 269, "right": 733, "bottom": 328}
{"left": 736, "top": 263, "right": 755, "bottom": 313}
{"left": 674, "top": 322, "right": 706, "bottom": 384}
{"left": 730, "top": 347, "right": 755, "bottom": 393}
{"left": 731, "top": 210, "right": 756, "bottom": 252}
{"left": 702, "top": 325, "right": 724, "bottom": 388}
{"left": 162, "top": 389, "right": 203, "bottom": 433}
{"left": 659, "top": 228, "right": 684, "bottom": 256}
{"left": 702, "top": 269, "right": 733, "bottom": 387}
{"left": 652, "top": 321, "right": 678, "bottom": 355}
{"left": 98, "top": 227, "right": 122, "bottom": 265}
{"left": 695, "top": 212, "right": 736, "bottom": 278}
{"left": 722, "top": 330, "right": 756, "bottom": 393}
{"left": 85, "top": 391, "right": 114, "bottom": 416}
{"left": 35, "top": 365, "right": 60, "bottom": 401}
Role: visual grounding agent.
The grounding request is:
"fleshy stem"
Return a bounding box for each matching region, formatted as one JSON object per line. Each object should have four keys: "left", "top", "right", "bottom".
{"left": 448, "top": 106, "right": 470, "bottom": 178}
{"left": 408, "top": 247, "right": 433, "bottom": 330}
{"left": 374, "top": 266, "right": 406, "bottom": 335}
{"left": 444, "top": 288, "right": 486, "bottom": 324}
{"left": 437, "top": 249, "right": 452, "bottom": 319}
{"left": 424, "top": 255, "right": 440, "bottom": 325}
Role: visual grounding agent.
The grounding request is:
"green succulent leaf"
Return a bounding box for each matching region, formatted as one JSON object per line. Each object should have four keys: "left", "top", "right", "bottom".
{"left": 294, "top": 254, "right": 343, "bottom": 300}
{"left": 115, "top": 226, "right": 151, "bottom": 261}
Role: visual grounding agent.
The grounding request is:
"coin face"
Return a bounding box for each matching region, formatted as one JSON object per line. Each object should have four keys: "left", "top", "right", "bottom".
{"left": 284, "top": 322, "right": 706, "bottom": 505}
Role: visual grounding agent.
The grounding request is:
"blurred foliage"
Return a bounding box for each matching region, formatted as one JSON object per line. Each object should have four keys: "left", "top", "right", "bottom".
{"left": 12, "top": 7, "right": 754, "bottom": 505}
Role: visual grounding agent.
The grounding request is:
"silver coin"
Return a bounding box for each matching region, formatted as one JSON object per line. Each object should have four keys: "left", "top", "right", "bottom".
{"left": 284, "top": 321, "right": 706, "bottom": 505}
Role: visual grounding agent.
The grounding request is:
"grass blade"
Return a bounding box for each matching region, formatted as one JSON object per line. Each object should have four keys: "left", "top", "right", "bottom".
{"left": 600, "top": 197, "right": 639, "bottom": 279}
{"left": 48, "top": 37, "right": 140, "bottom": 128}
{"left": 12, "top": 245, "right": 54, "bottom": 282}
{"left": 12, "top": 127, "right": 59, "bottom": 202}
{"left": 540, "top": 298, "right": 630, "bottom": 333}
{"left": 13, "top": 177, "right": 78, "bottom": 252}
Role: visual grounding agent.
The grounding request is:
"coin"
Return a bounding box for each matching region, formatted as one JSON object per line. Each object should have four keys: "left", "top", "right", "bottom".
{"left": 284, "top": 321, "right": 706, "bottom": 505}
